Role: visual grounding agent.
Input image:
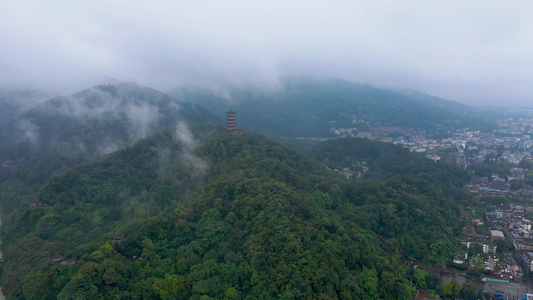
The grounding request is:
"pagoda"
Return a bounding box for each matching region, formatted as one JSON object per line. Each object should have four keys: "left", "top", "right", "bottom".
{"left": 226, "top": 109, "right": 238, "bottom": 134}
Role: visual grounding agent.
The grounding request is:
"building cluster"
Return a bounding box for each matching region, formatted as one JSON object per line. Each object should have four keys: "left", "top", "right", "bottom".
{"left": 454, "top": 227, "right": 521, "bottom": 279}
{"left": 466, "top": 176, "right": 533, "bottom": 199}
{"left": 334, "top": 162, "right": 369, "bottom": 179}
{"left": 454, "top": 215, "right": 527, "bottom": 284}
{"left": 51, "top": 255, "right": 75, "bottom": 266}
{"left": 480, "top": 203, "right": 533, "bottom": 275}
{"left": 493, "top": 115, "right": 533, "bottom": 137}
{"left": 399, "top": 130, "right": 531, "bottom": 164}
{"left": 451, "top": 201, "right": 533, "bottom": 282}
{"left": 329, "top": 115, "right": 533, "bottom": 167}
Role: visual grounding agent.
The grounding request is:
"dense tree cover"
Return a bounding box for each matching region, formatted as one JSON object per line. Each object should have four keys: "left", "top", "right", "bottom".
{"left": 0, "top": 129, "right": 466, "bottom": 299}
{"left": 315, "top": 137, "right": 470, "bottom": 198}
{"left": 467, "top": 161, "right": 512, "bottom": 179}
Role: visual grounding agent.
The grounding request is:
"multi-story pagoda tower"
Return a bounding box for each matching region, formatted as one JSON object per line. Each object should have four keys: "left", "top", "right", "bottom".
{"left": 226, "top": 109, "right": 238, "bottom": 133}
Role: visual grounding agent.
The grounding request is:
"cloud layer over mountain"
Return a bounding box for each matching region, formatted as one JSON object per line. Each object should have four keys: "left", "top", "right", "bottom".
{"left": 1, "top": 1, "right": 533, "bottom": 106}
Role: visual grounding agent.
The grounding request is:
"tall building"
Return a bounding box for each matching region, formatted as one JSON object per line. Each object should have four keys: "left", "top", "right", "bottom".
{"left": 226, "top": 109, "right": 238, "bottom": 133}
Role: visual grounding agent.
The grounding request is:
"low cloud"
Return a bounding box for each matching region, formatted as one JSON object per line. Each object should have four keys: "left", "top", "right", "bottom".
{"left": 175, "top": 122, "right": 208, "bottom": 174}
{"left": 155, "top": 122, "right": 208, "bottom": 179}
{"left": 1, "top": 1, "right": 533, "bottom": 106}
{"left": 48, "top": 84, "right": 162, "bottom": 143}
{"left": 124, "top": 102, "right": 160, "bottom": 142}
{"left": 95, "top": 139, "right": 124, "bottom": 156}
{"left": 7, "top": 82, "right": 180, "bottom": 161}
{"left": 16, "top": 119, "right": 39, "bottom": 144}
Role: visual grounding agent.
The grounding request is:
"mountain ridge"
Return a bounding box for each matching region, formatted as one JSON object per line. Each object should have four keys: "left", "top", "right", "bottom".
{"left": 0, "top": 83, "right": 219, "bottom": 214}
{"left": 170, "top": 77, "right": 470, "bottom": 138}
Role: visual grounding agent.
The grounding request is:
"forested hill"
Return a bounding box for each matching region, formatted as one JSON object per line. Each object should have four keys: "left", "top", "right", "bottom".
{"left": 1, "top": 82, "right": 217, "bottom": 160}
{"left": 0, "top": 83, "right": 219, "bottom": 213}
{"left": 170, "top": 78, "right": 469, "bottom": 138}
{"left": 392, "top": 88, "right": 471, "bottom": 115}
{"left": 315, "top": 137, "right": 471, "bottom": 198}
{"left": 1, "top": 126, "right": 466, "bottom": 299}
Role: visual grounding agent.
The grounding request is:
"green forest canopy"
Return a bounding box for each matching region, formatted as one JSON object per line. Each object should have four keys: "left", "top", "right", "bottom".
{"left": 0, "top": 126, "right": 468, "bottom": 299}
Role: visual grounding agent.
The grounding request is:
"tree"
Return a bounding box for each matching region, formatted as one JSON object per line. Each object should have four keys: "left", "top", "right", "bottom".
{"left": 153, "top": 274, "right": 185, "bottom": 300}
{"left": 57, "top": 263, "right": 103, "bottom": 300}
{"left": 518, "top": 158, "right": 533, "bottom": 170}
{"left": 459, "top": 282, "right": 477, "bottom": 300}
{"left": 511, "top": 182, "right": 524, "bottom": 191}
{"left": 493, "top": 263, "right": 502, "bottom": 274}
{"left": 441, "top": 279, "right": 461, "bottom": 299}
{"left": 358, "top": 267, "right": 379, "bottom": 298}
{"left": 471, "top": 255, "right": 485, "bottom": 269}
{"left": 495, "top": 238, "right": 514, "bottom": 252}
{"left": 223, "top": 287, "right": 239, "bottom": 300}
{"left": 484, "top": 152, "right": 496, "bottom": 164}
{"left": 413, "top": 269, "right": 427, "bottom": 290}
{"left": 467, "top": 243, "right": 483, "bottom": 256}
{"left": 426, "top": 273, "right": 441, "bottom": 290}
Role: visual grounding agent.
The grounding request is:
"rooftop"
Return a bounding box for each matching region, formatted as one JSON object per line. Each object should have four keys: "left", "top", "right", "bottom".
{"left": 490, "top": 230, "right": 505, "bottom": 238}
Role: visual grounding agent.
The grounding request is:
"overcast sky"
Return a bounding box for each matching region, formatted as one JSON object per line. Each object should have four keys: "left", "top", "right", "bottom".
{"left": 1, "top": 1, "right": 533, "bottom": 106}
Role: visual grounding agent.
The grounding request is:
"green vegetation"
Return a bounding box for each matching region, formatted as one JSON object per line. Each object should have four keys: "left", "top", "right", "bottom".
{"left": 315, "top": 137, "right": 470, "bottom": 199}
{"left": 468, "top": 161, "right": 512, "bottom": 179}
{"left": 173, "top": 77, "right": 469, "bottom": 138}
{"left": 0, "top": 127, "right": 468, "bottom": 299}
{"left": 0, "top": 83, "right": 219, "bottom": 213}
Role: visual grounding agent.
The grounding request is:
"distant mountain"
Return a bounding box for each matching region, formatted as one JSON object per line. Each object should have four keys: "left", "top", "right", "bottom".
{"left": 0, "top": 83, "right": 218, "bottom": 208}
{"left": 390, "top": 88, "right": 471, "bottom": 115}
{"left": 0, "top": 89, "right": 50, "bottom": 126}
{"left": 170, "top": 78, "right": 470, "bottom": 138}
{"left": 1, "top": 82, "right": 218, "bottom": 158}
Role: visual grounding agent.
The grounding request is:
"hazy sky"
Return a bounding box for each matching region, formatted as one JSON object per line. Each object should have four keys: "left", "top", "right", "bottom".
{"left": 1, "top": 1, "right": 533, "bottom": 106}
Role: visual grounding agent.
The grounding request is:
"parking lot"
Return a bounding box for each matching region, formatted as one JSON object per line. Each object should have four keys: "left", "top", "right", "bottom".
{"left": 482, "top": 280, "right": 530, "bottom": 299}
{"left": 442, "top": 269, "right": 533, "bottom": 299}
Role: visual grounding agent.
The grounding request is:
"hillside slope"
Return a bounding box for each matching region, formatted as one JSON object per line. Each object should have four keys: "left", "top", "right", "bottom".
{"left": 171, "top": 78, "right": 469, "bottom": 138}
{"left": 315, "top": 137, "right": 470, "bottom": 198}
{"left": 2, "top": 82, "right": 217, "bottom": 158}
{"left": 0, "top": 127, "right": 465, "bottom": 299}
{"left": 0, "top": 83, "right": 218, "bottom": 212}
{"left": 0, "top": 89, "right": 50, "bottom": 126}
{"left": 391, "top": 88, "right": 471, "bottom": 115}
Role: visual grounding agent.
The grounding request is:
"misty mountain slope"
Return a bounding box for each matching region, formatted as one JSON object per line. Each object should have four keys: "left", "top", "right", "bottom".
{"left": 17, "top": 82, "right": 218, "bottom": 149}
{"left": 0, "top": 89, "right": 49, "bottom": 126}
{"left": 0, "top": 128, "right": 464, "bottom": 299}
{"left": 0, "top": 83, "right": 218, "bottom": 161}
{"left": 170, "top": 77, "right": 469, "bottom": 138}
{"left": 0, "top": 83, "right": 218, "bottom": 213}
{"left": 390, "top": 88, "right": 471, "bottom": 115}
